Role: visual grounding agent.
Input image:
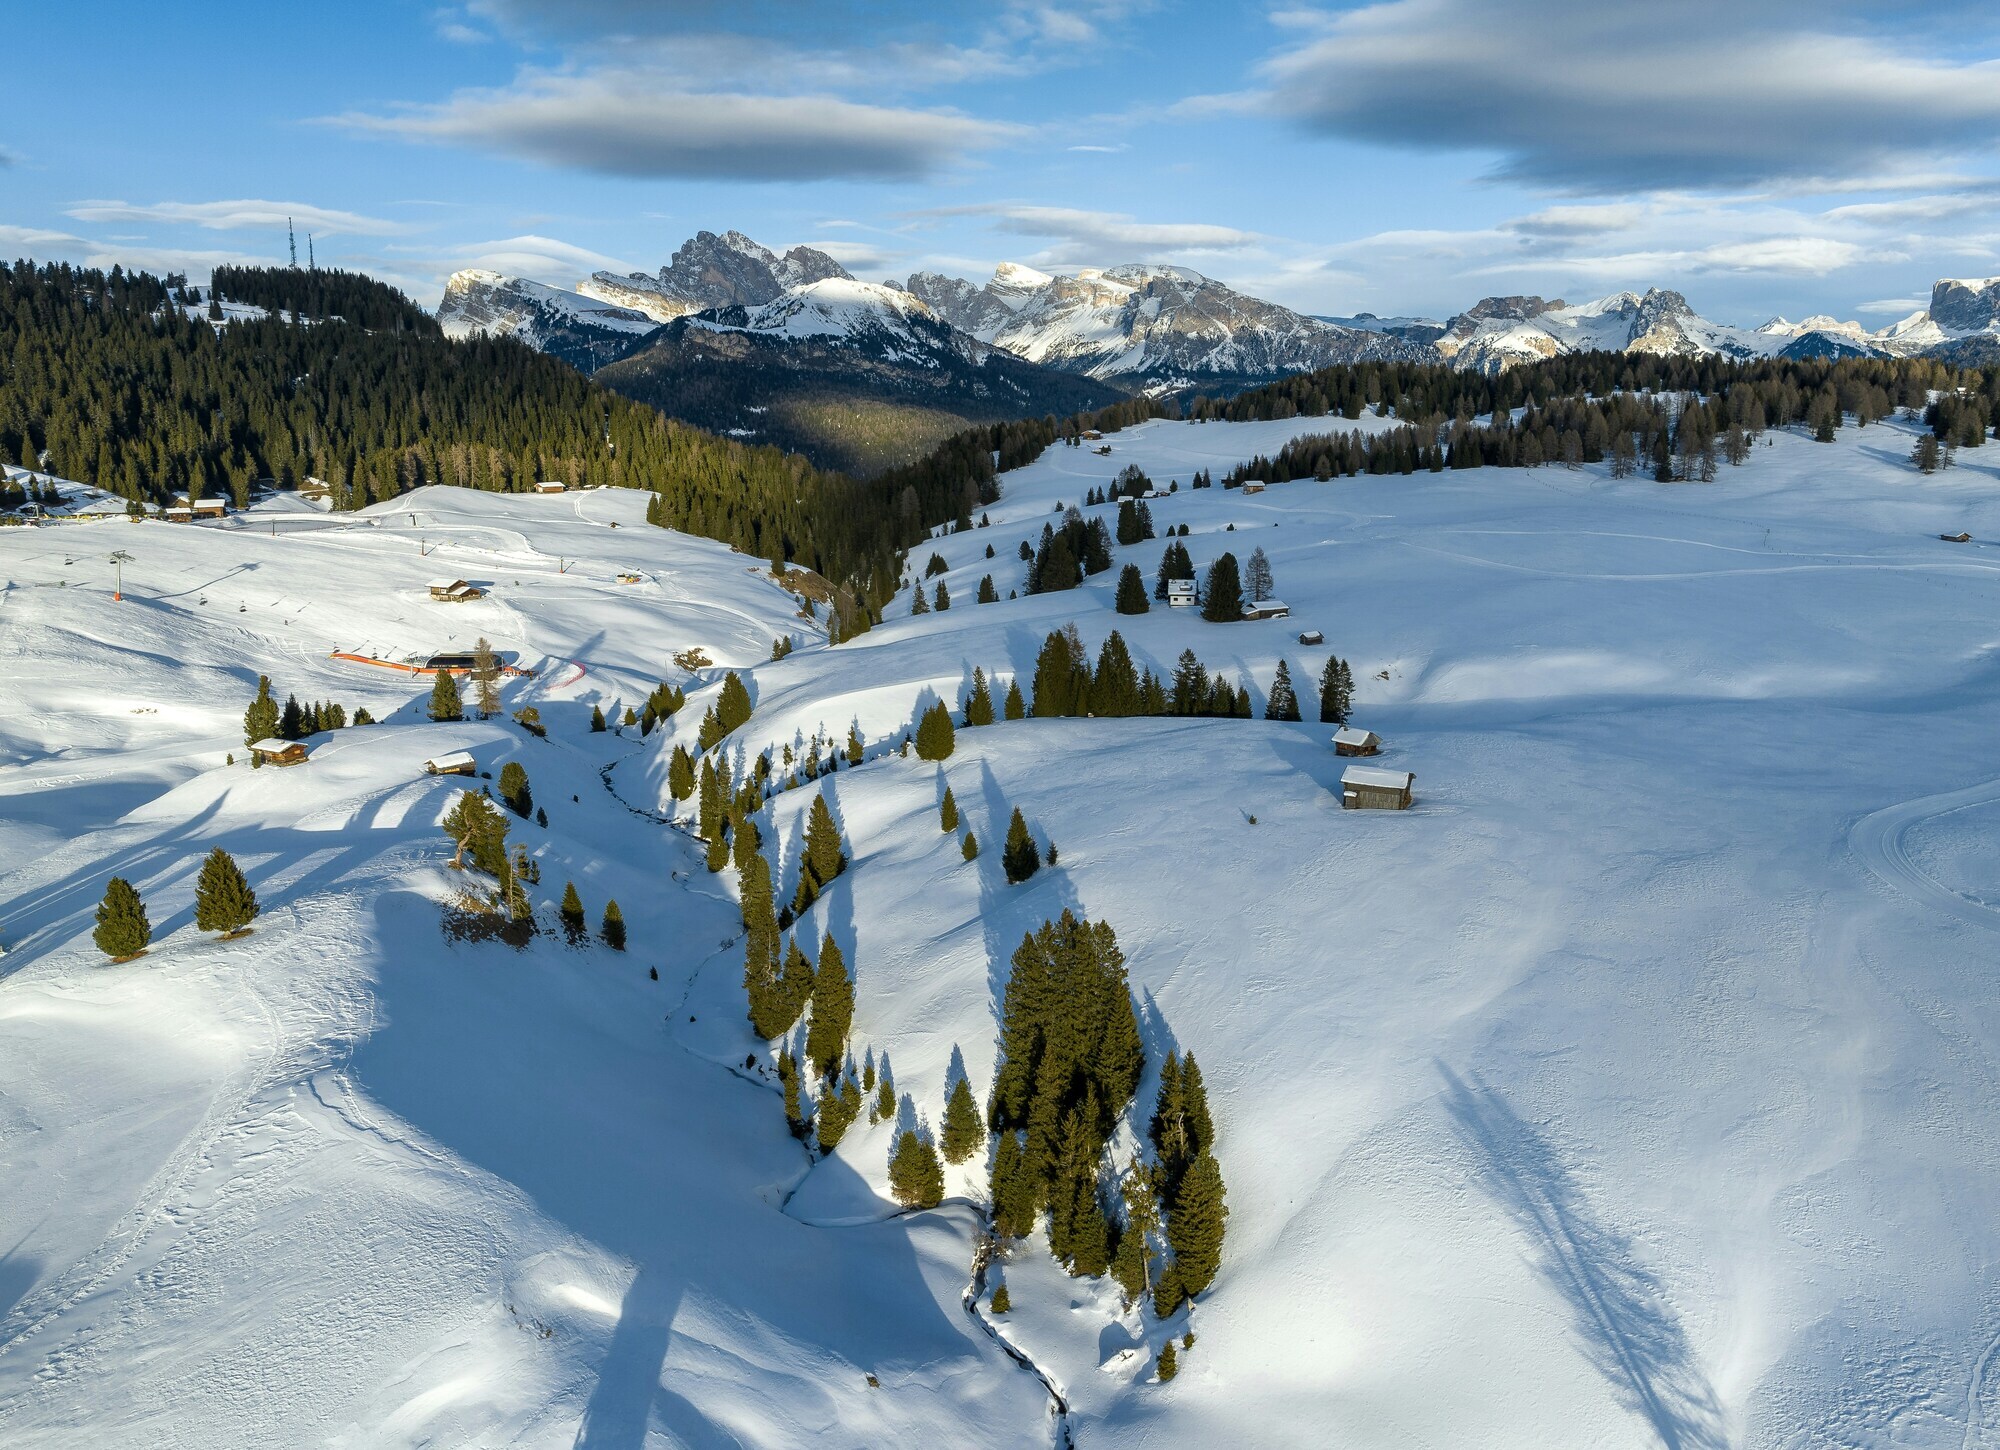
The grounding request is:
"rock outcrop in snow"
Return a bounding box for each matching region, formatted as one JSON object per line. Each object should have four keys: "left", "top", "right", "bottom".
{"left": 579, "top": 230, "right": 855, "bottom": 323}
{"left": 436, "top": 270, "right": 659, "bottom": 373}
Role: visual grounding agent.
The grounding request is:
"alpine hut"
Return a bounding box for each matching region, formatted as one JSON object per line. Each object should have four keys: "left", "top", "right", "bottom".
{"left": 1332, "top": 727, "right": 1382, "bottom": 757}
{"left": 428, "top": 578, "right": 484, "bottom": 603}
{"left": 423, "top": 750, "right": 477, "bottom": 777}
{"left": 249, "top": 738, "right": 310, "bottom": 767}
{"left": 1340, "top": 764, "right": 1413, "bottom": 810}
{"left": 533, "top": 480, "right": 567, "bottom": 494}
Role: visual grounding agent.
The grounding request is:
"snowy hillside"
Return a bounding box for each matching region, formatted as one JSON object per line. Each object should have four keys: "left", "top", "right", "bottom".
{"left": 437, "top": 270, "right": 659, "bottom": 372}
{"left": 7, "top": 411, "right": 2000, "bottom": 1447}
{"left": 689, "top": 279, "right": 984, "bottom": 362}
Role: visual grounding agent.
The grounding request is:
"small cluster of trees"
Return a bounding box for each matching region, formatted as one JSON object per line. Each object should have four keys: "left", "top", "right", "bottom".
{"left": 244, "top": 675, "right": 369, "bottom": 745}
{"left": 640, "top": 680, "right": 686, "bottom": 734}
{"left": 91, "top": 847, "right": 261, "bottom": 961}
{"left": 1026, "top": 507, "right": 1115, "bottom": 595}
{"left": 1027, "top": 625, "right": 1252, "bottom": 720}
{"left": 695, "top": 671, "right": 754, "bottom": 751}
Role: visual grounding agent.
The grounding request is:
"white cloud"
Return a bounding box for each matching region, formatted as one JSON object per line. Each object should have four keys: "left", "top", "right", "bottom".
{"left": 331, "top": 74, "right": 1020, "bottom": 181}
{"left": 64, "top": 199, "right": 411, "bottom": 237}
{"left": 920, "top": 204, "right": 1262, "bottom": 259}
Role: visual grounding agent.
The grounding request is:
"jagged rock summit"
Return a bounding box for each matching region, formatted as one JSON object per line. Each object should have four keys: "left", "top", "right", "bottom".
{"left": 579, "top": 231, "right": 854, "bottom": 322}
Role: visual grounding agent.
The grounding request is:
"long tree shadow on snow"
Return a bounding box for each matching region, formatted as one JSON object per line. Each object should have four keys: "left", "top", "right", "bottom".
{"left": 1437, "top": 1065, "right": 1729, "bottom": 1450}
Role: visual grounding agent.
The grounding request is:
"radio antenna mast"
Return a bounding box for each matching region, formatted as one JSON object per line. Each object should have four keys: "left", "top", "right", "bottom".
{"left": 288, "top": 218, "right": 297, "bottom": 268}
{"left": 308, "top": 234, "right": 315, "bottom": 270}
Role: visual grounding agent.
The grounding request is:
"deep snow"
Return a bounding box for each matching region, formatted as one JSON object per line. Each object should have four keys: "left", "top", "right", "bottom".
{"left": 5, "top": 412, "right": 2000, "bottom": 1447}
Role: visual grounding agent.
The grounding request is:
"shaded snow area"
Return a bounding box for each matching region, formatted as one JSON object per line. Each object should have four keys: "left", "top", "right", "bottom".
{"left": 5, "top": 415, "right": 2000, "bottom": 1447}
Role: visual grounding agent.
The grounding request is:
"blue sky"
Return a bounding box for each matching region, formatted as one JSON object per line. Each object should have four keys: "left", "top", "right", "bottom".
{"left": 6, "top": 0, "right": 2000, "bottom": 323}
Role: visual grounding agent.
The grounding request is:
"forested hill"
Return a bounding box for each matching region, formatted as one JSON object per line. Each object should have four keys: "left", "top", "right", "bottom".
{"left": 0, "top": 259, "right": 1154, "bottom": 634}
{"left": 205, "top": 265, "right": 438, "bottom": 332}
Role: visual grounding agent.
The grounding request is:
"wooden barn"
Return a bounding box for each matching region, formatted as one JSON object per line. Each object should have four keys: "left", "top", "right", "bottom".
{"left": 1332, "top": 727, "right": 1381, "bottom": 757}
{"left": 534, "top": 480, "right": 567, "bottom": 494}
{"left": 1297, "top": 629, "right": 1324, "bottom": 645}
{"left": 1340, "top": 764, "right": 1413, "bottom": 810}
{"left": 249, "top": 738, "right": 310, "bottom": 767}
{"left": 423, "top": 750, "right": 477, "bottom": 777}
{"left": 1242, "top": 598, "right": 1290, "bottom": 620}
{"left": 428, "top": 578, "right": 484, "bottom": 602}
{"left": 1941, "top": 531, "right": 1973, "bottom": 543}
{"left": 191, "top": 497, "right": 227, "bottom": 519}
{"left": 1241, "top": 480, "right": 1266, "bottom": 494}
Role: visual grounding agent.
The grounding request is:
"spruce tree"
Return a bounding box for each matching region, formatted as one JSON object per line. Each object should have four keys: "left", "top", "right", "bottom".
{"left": 942, "top": 1072, "right": 984, "bottom": 1164}
{"left": 590, "top": 703, "right": 606, "bottom": 732}
{"left": 93, "top": 876, "right": 152, "bottom": 960}
{"left": 916, "top": 701, "right": 956, "bottom": 761}
{"left": 964, "top": 668, "right": 995, "bottom": 726}
{"left": 816, "top": 1073, "right": 862, "bottom": 1151}
{"left": 1166, "top": 1151, "right": 1228, "bottom": 1298}
{"left": 559, "top": 880, "right": 586, "bottom": 943}
{"left": 1003, "top": 679, "right": 1026, "bottom": 720}
{"left": 847, "top": 725, "right": 864, "bottom": 766}
{"left": 1246, "top": 546, "right": 1275, "bottom": 602}
{"left": 717, "top": 671, "right": 753, "bottom": 736}
{"left": 1156, "top": 1341, "right": 1179, "bottom": 1383}
{"left": 279, "top": 694, "right": 305, "bottom": 740}
{"left": 934, "top": 580, "right": 950, "bottom": 612}
{"left": 193, "top": 847, "right": 258, "bottom": 939}
{"left": 428, "top": 669, "right": 463, "bottom": 723}
{"left": 1318, "top": 656, "right": 1351, "bottom": 725}
{"left": 668, "top": 744, "right": 696, "bottom": 801}
{"left": 499, "top": 760, "right": 533, "bottom": 818}
{"left": 940, "top": 787, "right": 959, "bottom": 832}
{"left": 805, "top": 932, "right": 852, "bottom": 1078}
{"left": 779, "top": 1049, "right": 810, "bottom": 1139}
{"left": 1003, "top": 807, "right": 1039, "bottom": 885}
{"left": 804, "top": 792, "right": 845, "bottom": 890}
{"left": 888, "top": 1131, "right": 945, "bottom": 1209}
{"left": 244, "top": 675, "right": 279, "bottom": 745}
{"left": 1115, "top": 563, "right": 1149, "bottom": 615}
{"left": 472, "top": 637, "right": 502, "bottom": 718}
{"left": 990, "top": 1282, "right": 1011, "bottom": 1314}
{"left": 1089, "top": 631, "right": 1141, "bottom": 717}
{"left": 1265, "top": 660, "right": 1301, "bottom": 721}
{"left": 977, "top": 575, "right": 998, "bottom": 604}
{"left": 697, "top": 758, "right": 722, "bottom": 840}
{"left": 601, "top": 898, "right": 626, "bottom": 950}
{"left": 1201, "top": 553, "right": 1244, "bottom": 622}
{"left": 443, "top": 789, "right": 510, "bottom": 876}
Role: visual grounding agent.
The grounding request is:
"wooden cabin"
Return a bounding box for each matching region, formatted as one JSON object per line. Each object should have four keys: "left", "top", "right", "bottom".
{"left": 1941, "top": 531, "right": 1973, "bottom": 543}
{"left": 1242, "top": 598, "right": 1290, "bottom": 620}
{"left": 1332, "top": 727, "right": 1381, "bottom": 757}
{"left": 533, "top": 480, "right": 567, "bottom": 494}
{"left": 423, "top": 750, "right": 477, "bottom": 777}
{"left": 1241, "top": 480, "right": 1266, "bottom": 494}
{"left": 428, "top": 578, "right": 484, "bottom": 602}
{"left": 249, "top": 738, "right": 310, "bottom": 767}
{"left": 191, "top": 497, "right": 227, "bottom": 519}
{"left": 1166, "top": 579, "right": 1197, "bottom": 608}
{"left": 1297, "top": 629, "right": 1325, "bottom": 645}
{"left": 164, "top": 504, "right": 194, "bottom": 522}
{"left": 1340, "top": 764, "right": 1412, "bottom": 810}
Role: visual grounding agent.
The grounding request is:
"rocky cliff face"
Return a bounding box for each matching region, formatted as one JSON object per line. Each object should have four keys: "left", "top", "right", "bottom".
{"left": 578, "top": 231, "right": 854, "bottom": 322}
{"left": 435, "top": 270, "right": 658, "bottom": 372}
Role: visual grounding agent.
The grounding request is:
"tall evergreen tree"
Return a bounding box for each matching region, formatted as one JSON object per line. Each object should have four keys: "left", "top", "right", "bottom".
{"left": 805, "top": 931, "right": 852, "bottom": 1078}
{"left": 443, "top": 788, "right": 509, "bottom": 875}
{"left": 915, "top": 700, "right": 956, "bottom": 761}
{"left": 92, "top": 876, "right": 152, "bottom": 960}
{"left": 193, "top": 847, "right": 258, "bottom": 939}
{"left": 1318, "top": 656, "right": 1353, "bottom": 725}
{"left": 1166, "top": 1151, "right": 1228, "bottom": 1299}
{"left": 428, "top": 669, "right": 463, "bottom": 723}
{"left": 1246, "top": 546, "right": 1275, "bottom": 602}
{"left": 888, "top": 1131, "right": 945, "bottom": 1209}
{"left": 942, "top": 1071, "right": 984, "bottom": 1164}
{"left": 716, "top": 671, "right": 754, "bottom": 736}
{"left": 1265, "top": 660, "right": 1301, "bottom": 721}
{"left": 1003, "top": 679, "right": 1026, "bottom": 720}
{"left": 940, "top": 787, "right": 959, "bottom": 832}
{"left": 1003, "top": 807, "right": 1039, "bottom": 885}
{"left": 498, "top": 760, "right": 533, "bottom": 818}
{"left": 1089, "top": 631, "right": 1142, "bottom": 717}
{"left": 804, "top": 792, "right": 845, "bottom": 890}
{"left": 601, "top": 898, "right": 625, "bottom": 949}
{"left": 279, "top": 694, "right": 305, "bottom": 740}
{"left": 816, "top": 1072, "right": 863, "bottom": 1150}
{"left": 1114, "top": 563, "right": 1149, "bottom": 615}
{"left": 558, "top": 880, "right": 586, "bottom": 943}
{"left": 697, "top": 758, "right": 722, "bottom": 840}
{"left": 1201, "top": 553, "right": 1244, "bottom": 622}
{"left": 244, "top": 675, "right": 279, "bottom": 745}
{"left": 964, "top": 667, "right": 996, "bottom": 726}
{"left": 472, "top": 637, "right": 503, "bottom": 718}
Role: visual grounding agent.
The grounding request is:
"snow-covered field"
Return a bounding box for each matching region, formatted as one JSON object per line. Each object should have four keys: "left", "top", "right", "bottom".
{"left": 5, "top": 413, "right": 2000, "bottom": 1448}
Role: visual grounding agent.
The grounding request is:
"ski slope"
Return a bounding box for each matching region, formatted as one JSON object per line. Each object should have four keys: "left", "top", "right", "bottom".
{"left": 5, "top": 414, "right": 2000, "bottom": 1447}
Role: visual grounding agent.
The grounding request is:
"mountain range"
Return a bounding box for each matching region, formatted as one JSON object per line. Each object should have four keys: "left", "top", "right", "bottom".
{"left": 437, "top": 229, "right": 2000, "bottom": 469}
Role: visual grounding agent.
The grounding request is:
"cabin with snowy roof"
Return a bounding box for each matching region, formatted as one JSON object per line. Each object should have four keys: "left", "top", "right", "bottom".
{"left": 1242, "top": 598, "right": 1290, "bottom": 620}
{"left": 1332, "top": 727, "right": 1381, "bottom": 757}
{"left": 1166, "top": 578, "right": 1197, "bottom": 608}
{"left": 423, "top": 750, "right": 477, "bottom": 777}
{"left": 249, "top": 738, "right": 310, "bottom": 767}
{"left": 428, "top": 578, "right": 484, "bottom": 602}
{"left": 1340, "top": 764, "right": 1412, "bottom": 810}
{"left": 533, "top": 480, "right": 567, "bottom": 494}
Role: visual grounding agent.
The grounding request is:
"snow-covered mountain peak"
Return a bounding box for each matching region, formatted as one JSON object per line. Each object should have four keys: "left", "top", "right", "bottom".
{"left": 990, "top": 261, "right": 1053, "bottom": 292}
{"left": 577, "top": 231, "right": 856, "bottom": 326}
{"left": 697, "top": 278, "right": 954, "bottom": 347}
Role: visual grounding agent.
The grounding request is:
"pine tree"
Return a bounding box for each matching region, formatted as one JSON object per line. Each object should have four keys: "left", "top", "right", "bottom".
{"left": 888, "top": 1131, "right": 945, "bottom": 1209}
{"left": 244, "top": 675, "right": 279, "bottom": 745}
{"left": 1265, "top": 660, "right": 1301, "bottom": 721}
{"left": 910, "top": 583, "right": 930, "bottom": 614}
{"left": 977, "top": 575, "right": 998, "bottom": 604}
{"left": 1031, "top": 627, "right": 1082, "bottom": 718}
{"left": 940, "top": 787, "right": 959, "bottom": 832}
{"left": 1115, "top": 563, "right": 1149, "bottom": 615}
{"left": 498, "top": 760, "right": 532, "bottom": 818}
{"left": 669, "top": 745, "right": 696, "bottom": 801}
{"left": 942, "top": 1072, "right": 983, "bottom": 1163}
{"left": 590, "top": 703, "right": 606, "bottom": 732}
{"left": 193, "top": 847, "right": 258, "bottom": 939}
{"left": 559, "top": 880, "right": 586, "bottom": 943}
{"left": 779, "top": 1049, "right": 811, "bottom": 1140}
{"left": 962, "top": 829, "right": 978, "bottom": 861}
{"left": 934, "top": 580, "right": 950, "bottom": 612}
{"left": 804, "top": 791, "right": 845, "bottom": 889}
{"left": 279, "top": 694, "right": 305, "bottom": 740}
{"left": 990, "top": 1282, "right": 1011, "bottom": 1314}
{"left": 443, "top": 788, "right": 510, "bottom": 876}
{"left": 472, "top": 637, "right": 502, "bottom": 718}
{"left": 428, "top": 669, "right": 463, "bottom": 723}
{"left": 1166, "top": 1151, "right": 1228, "bottom": 1298}
{"left": 816, "top": 1072, "right": 862, "bottom": 1151}
{"left": 1156, "top": 1341, "right": 1179, "bottom": 1383}
{"left": 846, "top": 725, "right": 864, "bottom": 765}
{"left": 601, "top": 898, "right": 625, "bottom": 950}
{"left": 964, "top": 668, "right": 995, "bottom": 727}
{"left": 806, "top": 932, "right": 852, "bottom": 1077}
{"left": 717, "top": 672, "right": 753, "bottom": 736}
{"left": 1202, "top": 553, "right": 1243, "bottom": 622}
{"left": 1089, "top": 631, "right": 1141, "bottom": 717}
{"left": 1318, "top": 656, "right": 1352, "bottom": 725}
{"left": 93, "top": 876, "right": 152, "bottom": 960}
{"left": 697, "top": 758, "right": 722, "bottom": 840}
{"left": 1003, "top": 808, "right": 1039, "bottom": 885}
{"left": 916, "top": 701, "right": 956, "bottom": 761}
{"left": 1003, "top": 679, "right": 1026, "bottom": 720}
